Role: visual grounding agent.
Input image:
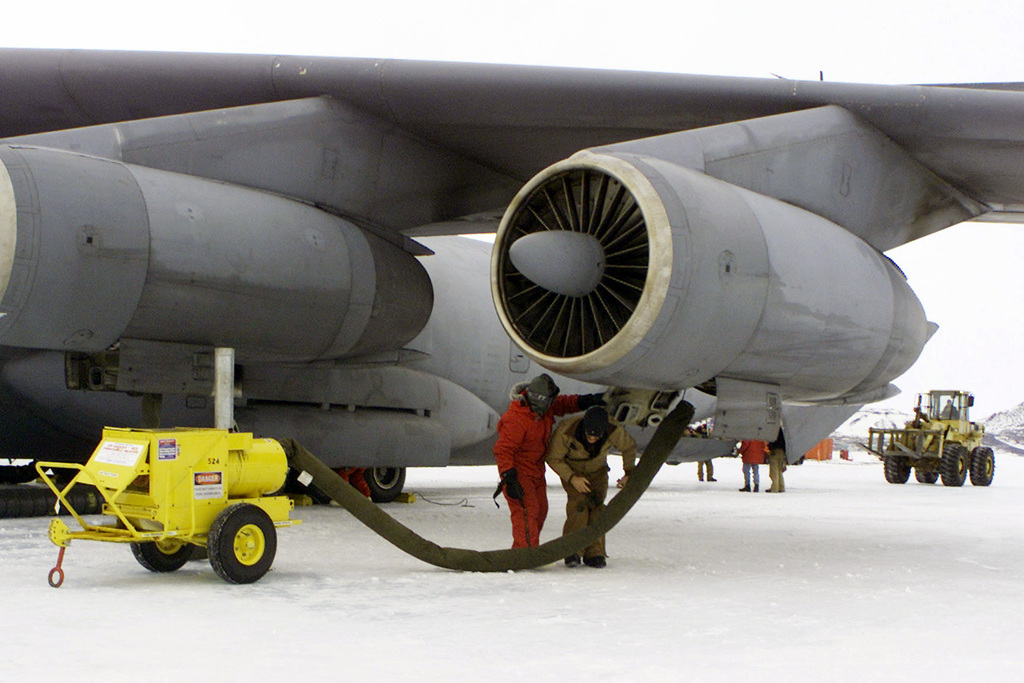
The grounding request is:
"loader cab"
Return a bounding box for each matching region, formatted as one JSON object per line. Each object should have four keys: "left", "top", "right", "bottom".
{"left": 919, "top": 390, "right": 973, "bottom": 423}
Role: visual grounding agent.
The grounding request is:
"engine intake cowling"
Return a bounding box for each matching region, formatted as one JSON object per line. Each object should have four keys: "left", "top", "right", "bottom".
{"left": 491, "top": 150, "right": 932, "bottom": 403}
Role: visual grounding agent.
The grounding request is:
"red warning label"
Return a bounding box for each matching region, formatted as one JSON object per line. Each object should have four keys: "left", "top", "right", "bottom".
{"left": 194, "top": 471, "right": 224, "bottom": 499}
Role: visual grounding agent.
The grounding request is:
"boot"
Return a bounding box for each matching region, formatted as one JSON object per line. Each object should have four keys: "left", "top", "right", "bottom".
{"left": 708, "top": 477, "right": 717, "bottom": 482}
{"left": 564, "top": 554, "right": 581, "bottom": 567}
{"left": 583, "top": 556, "right": 606, "bottom": 569}
{"left": 738, "top": 486, "right": 750, "bottom": 492}
{"left": 753, "top": 484, "right": 759, "bottom": 492}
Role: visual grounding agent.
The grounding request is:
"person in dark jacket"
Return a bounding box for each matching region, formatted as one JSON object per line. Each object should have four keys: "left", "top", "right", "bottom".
{"left": 546, "top": 406, "right": 638, "bottom": 568}
{"left": 493, "top": 374, "right": 603, "bottom": 548}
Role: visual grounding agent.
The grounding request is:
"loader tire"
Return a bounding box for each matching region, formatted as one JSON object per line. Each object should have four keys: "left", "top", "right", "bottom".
{"left": 940, "top": 443, "right": 968, "bottom": 487}
{"left": 884, "top": 456, "right": 910, "bottom": 484}
{"left": 914, "top": 468, "right": 939, "bottom": 484}
{"left": 131, "top": 539, "right": 195, "bottom": 572}
{"left": 969, "top": 447, "right": 995, "bottom": 486}
{"left": 208, "top": 503, "right": 277, "bottom": 584}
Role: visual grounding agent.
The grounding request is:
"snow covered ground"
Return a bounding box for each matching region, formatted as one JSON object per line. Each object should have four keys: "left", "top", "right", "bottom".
{"left": 2, "top": 451, "right": 1022, "bottom": 682}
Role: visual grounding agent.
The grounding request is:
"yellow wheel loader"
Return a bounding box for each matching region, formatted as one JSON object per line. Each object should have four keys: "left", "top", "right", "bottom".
{"left": 866, "top": 390, "right": 994, "bottom": 487}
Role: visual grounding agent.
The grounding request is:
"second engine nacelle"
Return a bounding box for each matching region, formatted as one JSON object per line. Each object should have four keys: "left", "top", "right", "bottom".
{"left": 491, "top": 150, "right": 932, "bottom": 403}
{"left": 0, "top": 145, "right": 431, "bottom": 361}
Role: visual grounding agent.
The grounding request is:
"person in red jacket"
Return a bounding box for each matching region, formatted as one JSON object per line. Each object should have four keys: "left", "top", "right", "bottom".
{"left": 493, "top": 374, "right": 603, "bottom": 548}
{"left": 335, "top": 467, "right": 372, "bottom": 498}
{"left": 737, "top": 439, "right": 768, "bottom": 492}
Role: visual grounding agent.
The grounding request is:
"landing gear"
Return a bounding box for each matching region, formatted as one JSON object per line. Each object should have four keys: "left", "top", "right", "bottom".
{"left": 365, "top": 466, "right": 407, "bottom": 503}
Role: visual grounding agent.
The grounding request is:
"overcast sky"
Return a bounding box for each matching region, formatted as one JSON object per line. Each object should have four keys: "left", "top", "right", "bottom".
{"left": 6, "top": 0, "right": 1024, "bottom": 417}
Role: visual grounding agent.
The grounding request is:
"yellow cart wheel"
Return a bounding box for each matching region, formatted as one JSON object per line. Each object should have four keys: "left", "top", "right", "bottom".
{"left": 131, "top": 539, "right": 195, "bottom": 572}
{"left": 207, "top": 503, "right": 277, "bottom": 584}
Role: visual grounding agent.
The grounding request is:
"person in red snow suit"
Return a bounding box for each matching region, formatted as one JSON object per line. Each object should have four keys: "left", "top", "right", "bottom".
{"left": 492, "top": 374, "right": 603, "bottom": 548}
{"left": 336, "top": 467, "right": 372, "bottom": 498}
{"left": 737, "top": 439, "right": 767, "bottom": 492}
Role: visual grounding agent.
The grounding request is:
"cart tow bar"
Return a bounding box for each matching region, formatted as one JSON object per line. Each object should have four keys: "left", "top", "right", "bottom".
{"left": 48, "top": 547, "right": 66, "bottom": 588}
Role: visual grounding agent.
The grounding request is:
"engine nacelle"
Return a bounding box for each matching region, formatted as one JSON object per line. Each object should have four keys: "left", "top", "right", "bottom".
{"left": 0, "top": 145, "right": 431, "bottom": 361}
{"left": 491, "top": 150, "right": 932, "bottom": 402}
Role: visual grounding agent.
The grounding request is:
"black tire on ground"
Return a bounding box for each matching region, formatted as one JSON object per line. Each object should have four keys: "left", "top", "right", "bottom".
{"left": 30, "top": 489, "right": 53, "bottom": 517}
{"left": 364, "top": 467, "right": 407, "bottom": 503}
{"left": 207, "top": 504, "right": 277, "bottom": 584}
{"left": 131, "top": 540, "right": 196, "bottom": 572}
{"left": 3, "top": 488, "right": 25, "bottom": 518}
{"left": 969, "top": 447, "right": 995, "bottom": 486}
{"left": 914, "top": 468, "right": 939, "bottom": 484}
{"left": 65, "top": 486, "right": 103, "bottom": 515}
{"left": 884, "top": 456, "right": 911, "bottom": 484}
{"left": 940, "top": 443, "right": 969, "bottom": 487}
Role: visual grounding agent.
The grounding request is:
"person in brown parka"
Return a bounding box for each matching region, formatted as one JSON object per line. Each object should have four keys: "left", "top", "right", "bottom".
{"left": 546, "top": 406, "right": 638, "bottom": 568}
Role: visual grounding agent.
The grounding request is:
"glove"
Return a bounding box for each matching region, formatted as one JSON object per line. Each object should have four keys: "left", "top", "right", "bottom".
{"left": 502, "top": 468, "right": 525, "bottom": 501}
{"left": 577, "top": 393, "right": 605, "bottom": 410}
{"left": 493, "top": 468, "right": 525, "bottom": 506}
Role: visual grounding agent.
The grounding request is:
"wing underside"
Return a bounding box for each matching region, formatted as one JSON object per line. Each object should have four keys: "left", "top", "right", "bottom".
{"left": 3, "top": 49, "right": 1024, "bottom": 248}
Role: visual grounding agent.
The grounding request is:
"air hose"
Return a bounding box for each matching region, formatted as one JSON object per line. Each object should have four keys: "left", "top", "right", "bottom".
{"left": 280, "top": 400, "right": 693, "bottom": 572}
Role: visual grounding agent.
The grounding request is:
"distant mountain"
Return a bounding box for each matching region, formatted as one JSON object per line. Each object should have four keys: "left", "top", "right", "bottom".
{"left": 831, "top": 407, "right": 912, "bottom": 453}
{"left": 831, "top": 402, "right": 1024, "bottom": 455}
{"left": 981, "top": 402, "right": 1024, "bottom": 454}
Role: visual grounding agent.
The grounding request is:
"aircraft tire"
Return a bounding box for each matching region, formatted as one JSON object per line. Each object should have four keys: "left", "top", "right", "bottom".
{"left": 131, "top": 540, "right": 195, "bottom": 572}
{"left": 969, "top": 447, "right": 995, "bottom": 486}
{"left": 884, "top": 456, "right": 910, "bottom": 484}
{"left": 914, "top": 468, "right": 939, "bottom": 484}
{"left": 365, "top": 467, "right": 407, "bottom": 503}
{"left": 940, "top": 443, "right": 968, "bottom": 487}
{"left": 208, "top": 504, "right": 277, "bottom": 584}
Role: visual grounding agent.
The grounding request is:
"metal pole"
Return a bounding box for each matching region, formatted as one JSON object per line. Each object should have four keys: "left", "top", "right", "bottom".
{"left": 214, "top": 347, "right": 235, "bottom": 430}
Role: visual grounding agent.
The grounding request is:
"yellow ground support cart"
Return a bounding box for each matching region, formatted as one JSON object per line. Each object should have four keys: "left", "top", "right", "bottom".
{"left": 36, "top": 427, "right": 298, "bottom": 586}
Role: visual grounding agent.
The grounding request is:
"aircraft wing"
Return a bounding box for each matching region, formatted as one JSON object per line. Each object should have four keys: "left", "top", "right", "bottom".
{"left": 3, "top": 49, "right": 1024, "bottom": 245}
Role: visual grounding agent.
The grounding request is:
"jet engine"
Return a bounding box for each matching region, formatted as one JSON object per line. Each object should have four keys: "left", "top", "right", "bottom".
{"left": 0, "top": 145, "right": 431, "bottom": 361}
{"left": 491, "top": 149, "right": 932, "bottom": 403}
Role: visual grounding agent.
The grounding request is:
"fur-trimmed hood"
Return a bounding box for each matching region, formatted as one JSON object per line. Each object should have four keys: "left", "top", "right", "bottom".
{"left": 509, "top": 381, "right": 530, "bottom": 402}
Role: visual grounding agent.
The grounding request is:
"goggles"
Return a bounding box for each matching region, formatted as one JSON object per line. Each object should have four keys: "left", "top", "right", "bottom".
{"left": 525, "top": 389, "right": 555, "bottom": 413}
